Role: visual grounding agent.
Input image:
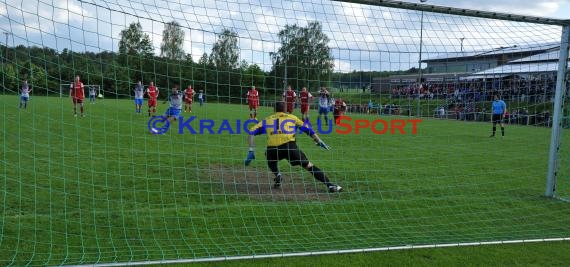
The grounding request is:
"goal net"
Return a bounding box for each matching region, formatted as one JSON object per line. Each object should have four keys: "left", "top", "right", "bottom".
{"left": 1, "top": 0, "right": 569, "bottom": 265}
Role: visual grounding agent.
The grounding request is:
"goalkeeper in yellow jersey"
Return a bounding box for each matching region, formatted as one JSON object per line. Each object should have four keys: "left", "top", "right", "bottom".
{"left": 244, "top": 102, "right": 343, "bottom": 193}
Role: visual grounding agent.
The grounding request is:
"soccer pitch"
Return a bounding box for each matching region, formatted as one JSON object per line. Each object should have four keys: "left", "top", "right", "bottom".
{"left": 1, "top": 95, "right": 569, "bottom": 266}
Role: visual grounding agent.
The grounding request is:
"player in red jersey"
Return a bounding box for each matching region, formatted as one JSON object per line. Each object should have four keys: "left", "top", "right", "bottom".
{"left": 282, "top": 85, "right": 296, "bottom": 114}
{"left": 333, "top": 98, "right": 347, "bottom": 125}
{"left": 146, "top": 81, "right": 159, "bottom": 117}
{"left": 246, "top": 86, "right": 260, "bottom": 119}
{"left": 69, "top": 75, "right": 85, "bottom": 117}
{"left": 184, "top": 85, "right": 195, "bottom": 113}
{"left": 299, "top": 87, "right": 313, "bottom": 121}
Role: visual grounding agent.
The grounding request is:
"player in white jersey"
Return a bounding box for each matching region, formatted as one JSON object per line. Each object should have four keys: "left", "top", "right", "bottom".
{"left": 317, "top": 88, "right": 330, "bottom": 125}
{"left": 163, "top": 85, "right": 183, "bottom": 122}
{"left": 89, "top": 86, "right": 97, "bottom": 104}
{"left": 19, "top": 80, "right": 32, "bottom": 109}
{"left": 198, "top": 90, "right": 205, "bottom": 106}
{"left": 134, "top": 81, "right": 145, "bottom": 114}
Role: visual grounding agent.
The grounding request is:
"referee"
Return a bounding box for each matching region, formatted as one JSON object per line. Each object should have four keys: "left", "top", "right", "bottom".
{"left": 244, "top": 102, "right": 343, "bottom": 193}
{"left": 490, "top": 95, "right": 507, "bottom": 137}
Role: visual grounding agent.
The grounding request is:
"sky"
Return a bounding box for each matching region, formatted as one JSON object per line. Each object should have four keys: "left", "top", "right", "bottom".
{"left": 0, "top": 0, "right": 568, "bottom": 72}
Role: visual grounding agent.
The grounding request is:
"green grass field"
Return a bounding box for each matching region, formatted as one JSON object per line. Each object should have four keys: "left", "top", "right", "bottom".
{"left": 1, "top": 95, "right": 569, "bottom": 266}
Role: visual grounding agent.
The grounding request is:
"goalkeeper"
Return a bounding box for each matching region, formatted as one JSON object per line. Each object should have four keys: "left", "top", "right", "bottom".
{"left": 244, "top": 101, "right": 343, "bottom": 193}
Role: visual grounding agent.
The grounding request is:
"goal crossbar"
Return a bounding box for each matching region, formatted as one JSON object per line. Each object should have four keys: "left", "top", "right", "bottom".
{"left": 332, "top": 0, "right": 570, "bottom": 26}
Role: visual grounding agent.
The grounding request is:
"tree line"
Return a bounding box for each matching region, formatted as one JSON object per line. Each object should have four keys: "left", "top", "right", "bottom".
{"left": 0, "top": 20, "right": 403, "bottom": 102}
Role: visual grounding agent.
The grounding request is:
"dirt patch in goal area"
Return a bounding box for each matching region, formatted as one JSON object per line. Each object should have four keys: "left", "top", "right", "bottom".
{"left": 208, "top": 164, "right": 334, "bottom": 201}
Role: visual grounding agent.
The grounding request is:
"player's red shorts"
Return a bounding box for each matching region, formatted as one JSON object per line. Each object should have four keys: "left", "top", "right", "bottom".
{"left": 249, "top": 102, "right": 259, "bottom": 110}
{"left": 72, "top": 98, "right": 84, "bottom": 104}
{"left": 148, "top": 98, "right": 157, "bottom": 107}
{"left": 301, "top": 103, "right": 309, "bottom": 113}
{"left": 185, "top": 98, "right": 193, "bottom": 104}
{"left": 286, "top": 102, "right": 294, "bottom": 113}
{"left": 334, "top": 111, "right": 345, "bottom": 124}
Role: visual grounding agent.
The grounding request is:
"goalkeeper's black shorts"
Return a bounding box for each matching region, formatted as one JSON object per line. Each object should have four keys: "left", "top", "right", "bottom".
{"left": 266, "top": 141, "right": 310, "bottom": 168}
{"left": 492, "top": 114, "right": 503, "bottom": 123}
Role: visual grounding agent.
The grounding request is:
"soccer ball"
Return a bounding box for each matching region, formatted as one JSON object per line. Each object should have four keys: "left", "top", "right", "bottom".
{"left": 149, "top": 126, "right": 166, "bottom": 135}
{"left": 97, "top": 93, "right": 103, "bottom": 99}
{"left": 149, "top": 127, "right": 161, "bottom": 134}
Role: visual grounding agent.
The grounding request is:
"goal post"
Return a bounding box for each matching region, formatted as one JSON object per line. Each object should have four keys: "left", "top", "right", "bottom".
{"left": 546, "top": 25, "right": 570, "bottom": 198}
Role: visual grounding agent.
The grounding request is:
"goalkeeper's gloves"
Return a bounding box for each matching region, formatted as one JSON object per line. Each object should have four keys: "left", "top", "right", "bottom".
{"left": 316, "top": 140, "right": 331, "bottom": 150}
{"left": 244, "top": 149, "right": 255, "bottom": 166}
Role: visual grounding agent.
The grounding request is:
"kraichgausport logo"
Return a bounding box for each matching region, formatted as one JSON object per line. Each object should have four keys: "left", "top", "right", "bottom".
{"left": 148, "top": 116, "right": 422, "bottom": 135}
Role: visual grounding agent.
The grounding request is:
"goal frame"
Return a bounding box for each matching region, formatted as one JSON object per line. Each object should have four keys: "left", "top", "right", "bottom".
{"left": 334, "top": 0, "right": 570, "bottom": 198}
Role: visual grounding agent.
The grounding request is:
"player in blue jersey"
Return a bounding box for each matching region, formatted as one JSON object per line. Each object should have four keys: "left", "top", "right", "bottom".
{"left": 490, "top": 95, "right": 507, "bottom": 137}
